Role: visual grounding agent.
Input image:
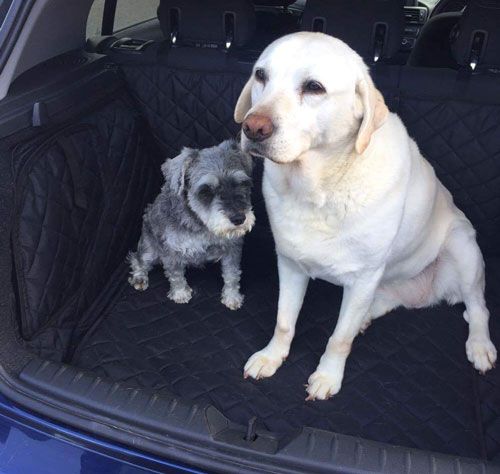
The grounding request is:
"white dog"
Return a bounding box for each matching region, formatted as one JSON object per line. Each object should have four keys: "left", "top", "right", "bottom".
{"left": 234, "top": 32, "right": 497, "bottom": 401}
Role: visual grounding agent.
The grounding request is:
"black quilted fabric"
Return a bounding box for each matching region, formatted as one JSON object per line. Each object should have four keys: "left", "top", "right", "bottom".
{"left": 14, "top": 125, "right": 105, "bottom": 340}
{"left": 12, "top": 97, "right": 162, "bottom": 359}
{"left": 72, "top": 209, "right": 500, "bottom": 458}
{"left": 67, "top": 63, "right": 500, "bottom": 459}
{"left": 120, "top": 63, "right": 500, "bottom": 257}
{"left": 399, "top": 97, "right": 500, "bottom": 256}
{"left": 11, "top": 54, "right": 500, "bottom": 462}
{"left": 121, "top": 64, "right": 247, "bottom": 156}
{"left": 479, "top": 260, "right": 500, "bottom": 461}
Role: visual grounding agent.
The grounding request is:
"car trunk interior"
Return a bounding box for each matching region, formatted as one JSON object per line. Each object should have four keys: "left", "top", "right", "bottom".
{"left": 0, "top": 0, "right": 500, "bottom": 472}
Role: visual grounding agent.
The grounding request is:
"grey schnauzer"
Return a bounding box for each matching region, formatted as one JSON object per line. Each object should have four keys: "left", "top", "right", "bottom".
{"left": 128, "top": 140, "right": 255, "bottom": 310}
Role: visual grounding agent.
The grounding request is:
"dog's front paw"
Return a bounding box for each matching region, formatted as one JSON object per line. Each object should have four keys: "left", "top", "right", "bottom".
{"left": 168, "top": 286, "right": 193, "bottom": 304}
{"left": 244, "top": 350, "right": 284, "bottom": 380}
{"left": 128, "top": 275, "right": 149, "bottom": 291}
{"left": 466, "top": 336, "right": 497, "bottom": 374}
{"left": 305, "top": 371, "right": 342, "bottom": 401}
{"left": 221, "top": 288, "right": 244, "bottom": 310}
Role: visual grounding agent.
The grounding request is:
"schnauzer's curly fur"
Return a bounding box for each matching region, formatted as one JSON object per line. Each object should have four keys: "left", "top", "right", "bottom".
{"left": 128, "top": 140, "right": 254, "bottom": 309}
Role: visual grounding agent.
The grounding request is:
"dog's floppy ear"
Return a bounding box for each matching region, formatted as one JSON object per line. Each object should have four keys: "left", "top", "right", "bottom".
{"left": 234, "top": 77, "right": 254, "bottom": 124}
{"left": 161, "top": 147, "right": 197, "bottom": 195}
{"left": 355, "top": 71, "right": 388, "bottom": 155}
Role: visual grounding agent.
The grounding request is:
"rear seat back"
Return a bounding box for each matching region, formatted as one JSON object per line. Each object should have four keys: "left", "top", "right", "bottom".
{"left": 451, "top": 0, "right": 500, "bottom": 71}
{"left": 300, "top": 0, "right": 405, "bottom": 112}
{"left": 112, "top": 0, "right": 500, "bottom": 256}
{"left": 399, "top": 0, "right": 500, "bottom": 255}
{"left": 398, "top": 67, "right": 500, "bottom": 255}
{"left": 408, "top": 12, "right": 462, "bottom": 68}
{"left": 111, "top": 0, "right": 255, "bottom": 157}
{"left": 251, "top": 0, "right": 301, "bottom": 51}
{"left": 411, "top": 0, "right": 500, "bottom": 71}
{"left": 157, "top": 0, "right": 255, "bottom": 48}
{"left": 300, "top": 0, "right": 405, "bottom": 65}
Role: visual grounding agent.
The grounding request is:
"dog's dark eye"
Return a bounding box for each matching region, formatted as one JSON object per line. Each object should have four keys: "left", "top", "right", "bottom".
{"left": 255, "top": 68, "right": 267, "bottom": 83}
{"left": 197, "top": 185, "right": 215, "bottom": 203}
{"left": 302, "top": 80, "right": 326, "bottom": 94}
{"left": 238, "top": 177, "right": 252, "bottom": 189}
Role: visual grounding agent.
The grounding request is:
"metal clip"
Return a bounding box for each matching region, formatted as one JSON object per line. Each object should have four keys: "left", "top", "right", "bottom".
{"left": 169, "top": 8, "right": 179, "bottom": 46}
{"left": 224, "top": 12, "right": 235, "bottom": 50}
{"left": 244, "top": 417, "right": 257, "bottom": 442}
{"left": 469, "top": 31, "right": 486, "bottom": 71}
{"left": 373, "top": 23, "right": 387, "bottom": 63}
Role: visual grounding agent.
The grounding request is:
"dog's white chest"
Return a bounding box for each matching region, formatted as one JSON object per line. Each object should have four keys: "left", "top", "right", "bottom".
{"left": 264, "top": 176, "right": 365, "bottom": 284}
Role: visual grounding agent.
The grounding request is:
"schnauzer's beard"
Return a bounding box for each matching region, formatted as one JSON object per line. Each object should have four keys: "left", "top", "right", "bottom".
{"left": 205, "top": 209, "right": 255, "bottom": 239}
{"left": 187, "top": 193, "right": 255, "bottom": 239}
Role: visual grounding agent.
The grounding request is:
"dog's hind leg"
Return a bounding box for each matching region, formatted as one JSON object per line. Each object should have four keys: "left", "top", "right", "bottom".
{"left": 443, "top": 223, "right": 496, "bottom": 373}
{"left": 360, "top": 262, "right": 439, "bottom": 332}
{"left": 220, "top": 243, "right": 244, "bottom": 310}
{"left": 163, "top": 260, "right": 192, "bottom": 304}
{"left": 128, "top": 234, "right": 157, "bottom": 291}
{"left": 360, "top": 289, "right": 402, "bottom": 333}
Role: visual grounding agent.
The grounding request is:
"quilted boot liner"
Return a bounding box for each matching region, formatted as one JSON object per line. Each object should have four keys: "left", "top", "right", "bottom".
{"left": 71, "top": 204, "right": 500, "bottom": 460}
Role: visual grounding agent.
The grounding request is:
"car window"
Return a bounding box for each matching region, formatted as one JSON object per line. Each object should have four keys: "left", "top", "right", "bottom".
{"left": 114, "top": 0, "right": 159, "bottom": 31}
{"left": 87, "top": 0, "right": 105, "bottom": 37}
{"left": 420, "top": 0, "right": 440, "bottom": 7}
{"left": 87, "top": 0, "right": 159, "bottom": 37}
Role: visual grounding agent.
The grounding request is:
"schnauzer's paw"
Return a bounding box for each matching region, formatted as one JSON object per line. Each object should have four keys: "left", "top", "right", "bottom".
{"left": 221, "top": 289, "right": 244, "bottom": 310}
{"left": 168, "top": 286, "right": 193, "bottom": 304}
{"left": 305, "top": 371, "right": 342, "bottom": 401}
{"left": 244, "top": 350, "right": 284, "bottom": 380}
{"left": 466, "top": 336, "right": 497, "bottom": 374}
{"left": 128, "top": 275, "right": 149, "bottom": 291}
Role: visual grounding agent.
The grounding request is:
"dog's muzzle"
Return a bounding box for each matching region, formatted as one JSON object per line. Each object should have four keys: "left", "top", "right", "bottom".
{"left": 242, "top": 113, "right": 275, "bottom": 142}
{"left": 229, "top": 213, "right": 246, "bottom": 226}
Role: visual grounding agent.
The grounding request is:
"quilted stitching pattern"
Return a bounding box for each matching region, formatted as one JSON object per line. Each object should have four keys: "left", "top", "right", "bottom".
{"left": 83, "top": 63, "right": 500, "bottom": 458}
{"left": 16, "top": 126, "right": 104, "bottom": 339}
{"left": 121, "top": 65, "right": 247, "bottom": 155}
{"left": 72, "top": 220, "right": 500, "bottom": 458}
{"left": 479, "top": 259, "right": 500, "bottom": 460}
{"left": 122, "top": 65, "right": 500, "bottom": 255}
{"left": 399, "top": 98, "right": 500, "bottom": 256}
{"left": 12, "top": 57, "right": 500, "bottom": 460}
{"left": 15, "top": 98, "right": 162, "bottom": 359}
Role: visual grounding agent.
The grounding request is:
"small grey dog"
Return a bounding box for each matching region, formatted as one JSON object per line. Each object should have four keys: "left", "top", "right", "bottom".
{"left": 128, "top": 140, "right": 255, "bottom": 310}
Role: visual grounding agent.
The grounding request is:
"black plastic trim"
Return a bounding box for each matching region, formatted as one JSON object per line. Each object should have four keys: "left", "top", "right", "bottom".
{"left": 0, "top": 55, "right": 123, "bottom": 140}
{"left": 14, "top": 358, "right": 499, "bottom": 474}
{"left": 102, "top": 0, "right": 117, "bottom": 36}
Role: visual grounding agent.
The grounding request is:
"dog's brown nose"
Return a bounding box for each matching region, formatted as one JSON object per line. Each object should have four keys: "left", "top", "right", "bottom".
{"left": 242, "top": 113, "right": 274, "bottom": 142}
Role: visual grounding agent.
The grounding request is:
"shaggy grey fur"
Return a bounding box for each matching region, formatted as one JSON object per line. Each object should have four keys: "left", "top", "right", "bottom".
{"left": 128, "top": 140, "right": 255, "bottom": 309}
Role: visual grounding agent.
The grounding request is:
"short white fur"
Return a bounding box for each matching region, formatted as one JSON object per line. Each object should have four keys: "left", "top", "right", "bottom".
{"left": 235, "top": 32, "right": 496, "bottom": 400}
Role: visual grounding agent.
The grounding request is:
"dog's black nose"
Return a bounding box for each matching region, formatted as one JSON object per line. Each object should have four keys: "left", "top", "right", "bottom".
{"left": 242, "top": 113, "right": 274, "bottom": 142}
{"left": 230, "top": 214, "right": 246, "bottom": 226}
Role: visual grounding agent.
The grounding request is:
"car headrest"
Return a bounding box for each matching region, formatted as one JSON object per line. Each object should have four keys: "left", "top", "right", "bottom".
{"left": 158, "top": 0, "right": 256, "bottom": 48}
{"left": 451, "top": 0, "right": 500, "bottom": 69}
{"left": 301, "top": 0, "right": 405, "bottom": 63}
{"left": 253, "top": 0, "right": 296, "bottom": 6}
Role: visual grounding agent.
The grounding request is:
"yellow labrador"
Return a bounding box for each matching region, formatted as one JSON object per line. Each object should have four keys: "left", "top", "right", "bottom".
{"left": 235, "top": 32, "right": 496, "bottom": 400}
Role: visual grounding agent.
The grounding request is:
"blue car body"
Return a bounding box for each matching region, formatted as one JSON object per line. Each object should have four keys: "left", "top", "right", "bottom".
{"left": 0, "top": 394, "right": 205, "bottom": 474}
